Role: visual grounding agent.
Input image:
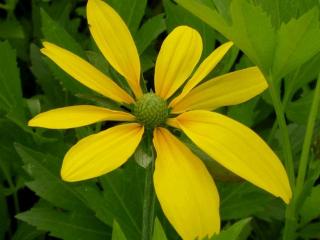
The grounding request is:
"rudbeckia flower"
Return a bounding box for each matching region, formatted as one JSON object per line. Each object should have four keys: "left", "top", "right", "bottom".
{"left": 28, "top": 0, "right": 292, "bottom": 239}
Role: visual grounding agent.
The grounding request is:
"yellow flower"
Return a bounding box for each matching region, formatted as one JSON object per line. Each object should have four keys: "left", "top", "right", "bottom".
{"left": 28, "top": 0, "right": 292, "bottom": 239}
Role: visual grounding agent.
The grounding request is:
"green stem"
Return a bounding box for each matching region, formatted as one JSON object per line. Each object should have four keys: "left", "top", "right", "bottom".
{"left": 141, "top": 131, "right": 156, "bottom": 240}
{"left": 296, "top": 74, "right": 320, "bottom": 195}
{"left": 283, "top": 74, "right": 320, "bottom": 240}
{"left": 268, "top": 75, "right": 295, "bottom": 186}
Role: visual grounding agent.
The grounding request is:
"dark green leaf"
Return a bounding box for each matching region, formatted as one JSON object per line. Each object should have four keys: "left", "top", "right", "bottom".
{"left": 136, "top": 14, "right": 166, "bottom": 55}
{"left": 210, "top": 218, "right": 252, "bottom": 240}
{"left": 12, "top": 222, "right": 44, "bottom": 240}
{"left": 164, "top": 0, "right": 217, "bottom": 57}
{"left": 100, "top": 161, "right": 145, "bottom": 240}
{"left": 15, "top": 144, "right": 89, "bottom": 212}
{"left": 16, "top": 207, "right": 110, "bottom": 240}
{"left": 0, "top": 41, "right": 26, "bottom": 123}
{"left": 107, "top": 0, "right": 147, "bottom": 34}
{"left": 40, "top": 9, "right": 91, "bottom": 95}
{"left": 219, "top": 182, "right": 274, "bottom": 220}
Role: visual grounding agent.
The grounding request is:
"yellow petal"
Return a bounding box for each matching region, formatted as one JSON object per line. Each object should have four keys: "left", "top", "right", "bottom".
{"left": 174, "top": 110, "right": 292, "bottom": 203}
{"left": 170, "top": 41, "right": 233, "bottom": 107}
{"left": 87, "top": 0, "right": 142, "bottom": 98}
{"left": 61, "top": 123, "right": 144, "bottom": 182}
{"left": 171, "top": 67, "right": 268, "bottom": 113}
{"left": 41, "top": 42, "right": 134, "bottom": 104}
{"left": 28, "top": 105, "right": 135, "bottom": 129}
{"left": 153, "top": 127, "right": 220, "bottom": 240}
{"left": 154, "top": 26, "right": 202, "bottom": 99}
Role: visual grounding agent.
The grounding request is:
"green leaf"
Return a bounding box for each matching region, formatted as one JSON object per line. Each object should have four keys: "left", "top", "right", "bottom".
{"left": 15, "top": 143, "right": 113, "bottom": 226}
{"left": 164, "top": 0, "right": 217, "bottom": 57}
{"left": 40, "top": 9, "right": 91, "bottom": 95}
{"left": 16, "top": 207, "right": 110, "bottom": 240}
{"left": 107, "top": 0, "right": 147, "bottom": 34}
{"left": 112, "top": 221, "right": 127, "bottom": 240}
{"left": 300, "top": 186, "right": 320, "bottom": 225}
{"left": 0, "top": 19, "right": 24, "bottom": 39}
{"left": 30, "top": 44, "right": 65, "bottom": 107}
{"left": 100, "top": 161, "right": 145, "bottom": 240}
{"left": 136, "top": 14, "right": 166, "bottom": 55}
{"left": 210, "top": 218, "right": 252, "bottom": 240}
{"left": 152, "top": 218, "right": 168, "bottom": 240}
{"left": 0, "top": 41, "right": 26, "bottom": 122}
{"left": 15, "top": 144, "right": 89, "bottom": 212}
{"left": 219, "top": 182, "right": 274, "bottom": 220}
{"left": 177, "top": 0, "right": 320, "bottom": 79}
{"left": 12, "top": 222, "right": 44, "bottom": 240}
{"left": 273, "top": 8, "right": 320, "bottom": 79}
{"left": 298, "top": 222, "right": 320, "bottom": 239}
{"left": 286, "top": 90, "right": 320, "bottom": 125}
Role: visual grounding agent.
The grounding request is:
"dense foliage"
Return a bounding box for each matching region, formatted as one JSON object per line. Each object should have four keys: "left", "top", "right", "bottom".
{"left": 0, "top": 0, "right": 319, "bottom": 239}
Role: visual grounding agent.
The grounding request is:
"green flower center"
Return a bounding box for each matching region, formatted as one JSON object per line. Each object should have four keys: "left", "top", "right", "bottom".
{"left": 133, "top": 93, "right": 169, "bottom": 129}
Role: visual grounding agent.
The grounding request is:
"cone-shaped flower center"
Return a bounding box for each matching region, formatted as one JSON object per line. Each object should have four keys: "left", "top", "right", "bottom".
{"left": 133, "top": 93, "right": 169, "bottom": 129}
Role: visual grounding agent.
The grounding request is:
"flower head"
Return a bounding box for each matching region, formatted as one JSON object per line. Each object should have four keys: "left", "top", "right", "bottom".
{"left": 29, "top": 0, "right": 292, "bottom": 239}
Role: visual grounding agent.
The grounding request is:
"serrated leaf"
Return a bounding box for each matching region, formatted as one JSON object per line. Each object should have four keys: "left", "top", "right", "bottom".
{"left": 273, "top": 8, "right": 320, "bottom": 79}
{"left": 16, "top": 207, "right": 110, "bottom": 240}
{"left": 177, "top": 0, "right": 320, "bottom": 79}
{"left": 112, "top": 221, "right": 127, "bottom": 240}
{"left": 30, "top": 44, "right": 64, "bottom": 107}
{"left": 0, "top": 41, "right": 26, "bottom": 122}
{"left": 210, "top": 218, "right": 252, "bottom": 240}
{"left": 14, "top": 143, "right": 113, "bottom": 226}
{"left": 152, "top": 218, "right": 168, "bottom": 240}
{"left": 40, "top": 9, "right": 91, "bottom": 95}
{"left": 100, "top": 161, "right": 145, "bottom": 240}
{"left": 15, "top": 144, "right": 89, "bottom": 212}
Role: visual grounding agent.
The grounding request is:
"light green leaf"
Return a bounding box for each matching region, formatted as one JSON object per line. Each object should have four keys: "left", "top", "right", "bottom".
{"left": 112, "top": 221, "right": 127, "bottom": 240}
{"left": 152, "top": 218, "right": 168, "bottom": 240}
{"left": 177, "top": 0, "right": 320, "bottom": 79}
{"left": 16, "top": 207, "right": 110, "bottom": 240}
{"left": 210, "top": 218, "right": 252, "bottom": 240}
{"left": 273, "top": 8, "right": 320, "bottom": 79}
